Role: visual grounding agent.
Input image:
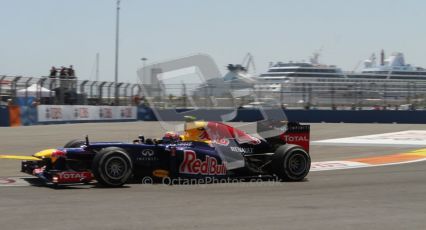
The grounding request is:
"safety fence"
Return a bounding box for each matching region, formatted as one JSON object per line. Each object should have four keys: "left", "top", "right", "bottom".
{"left": 146, "top": 81, "right": 426, "bottom": 110}
{"left": 2, "top": 75, "right": 426, "bottom": 110}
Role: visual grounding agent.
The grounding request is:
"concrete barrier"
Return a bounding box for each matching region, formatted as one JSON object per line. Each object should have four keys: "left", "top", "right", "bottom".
{"left": 283, "top": 110, "right": 426, "bottom": 124}
{"left": 5, "top": 106, "right": 425, "bottom": 126}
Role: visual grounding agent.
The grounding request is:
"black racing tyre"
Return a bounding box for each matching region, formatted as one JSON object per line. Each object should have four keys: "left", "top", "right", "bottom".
{"left": 64, "top": 139, "right": 85, "bottom": 148}
{"left": 91, "top": 147, "right": 133, "bottom": 187}
{"left": 271, "top": 145, "right": 311, "bottom": 181}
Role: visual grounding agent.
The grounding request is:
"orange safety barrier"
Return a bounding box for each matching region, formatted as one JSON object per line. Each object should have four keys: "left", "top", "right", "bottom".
{"left": 8, "top": 105, "right": 21, "bottom": 127}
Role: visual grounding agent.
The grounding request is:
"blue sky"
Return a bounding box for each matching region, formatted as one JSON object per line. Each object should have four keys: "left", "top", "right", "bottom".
{"left": 1, "top": 0, "right": 425, "bottom": 83}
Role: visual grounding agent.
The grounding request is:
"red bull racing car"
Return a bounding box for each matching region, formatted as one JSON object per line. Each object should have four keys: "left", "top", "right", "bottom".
{"left": 0, "top": 120, "right": 311, "bottom": 187}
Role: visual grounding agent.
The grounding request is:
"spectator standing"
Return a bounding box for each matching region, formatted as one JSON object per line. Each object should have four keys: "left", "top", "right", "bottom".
{"left": 67, "top": 65, "right": 75, "bottom": 78}
{"left": 59, "top": 66, "right": 67, "bottom": 78}
{"left": 49, "top": 66, "right": 57, "bottom": 78}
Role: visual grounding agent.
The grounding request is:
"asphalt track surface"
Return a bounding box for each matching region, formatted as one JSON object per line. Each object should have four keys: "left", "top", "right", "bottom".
{"left": 0, "top": 122, "right": 425, "bottom": 230}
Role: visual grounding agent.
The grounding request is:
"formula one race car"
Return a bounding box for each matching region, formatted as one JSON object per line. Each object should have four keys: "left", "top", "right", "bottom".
{"left": 0, "top": 119, "right": 311, "bottom": 187}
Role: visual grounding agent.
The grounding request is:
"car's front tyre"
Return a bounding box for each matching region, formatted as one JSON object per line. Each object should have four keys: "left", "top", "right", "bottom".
{"left": 92, "top": 147, "right": 133, "bottom": 187}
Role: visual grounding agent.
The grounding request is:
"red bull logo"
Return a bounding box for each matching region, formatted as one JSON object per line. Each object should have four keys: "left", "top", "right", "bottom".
{"left": 179, "top": 150, "right": 227, "bottom": 175}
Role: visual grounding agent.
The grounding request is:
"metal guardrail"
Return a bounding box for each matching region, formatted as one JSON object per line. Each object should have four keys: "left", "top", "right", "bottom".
{"left": 1, "top": 75, "right": 425, "bottom": 110}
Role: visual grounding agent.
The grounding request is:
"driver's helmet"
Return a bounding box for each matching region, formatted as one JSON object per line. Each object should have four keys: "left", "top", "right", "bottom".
{"left": 183, "top": 121, "right": 209, "bottom": 141}
{"left": 162, "top": 131, "right": 180, "bottom": 143}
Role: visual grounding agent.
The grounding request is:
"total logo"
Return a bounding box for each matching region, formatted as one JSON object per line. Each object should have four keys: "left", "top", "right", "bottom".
{"left": 57, "top": 172, "right": 92, "bottom": 180}
{"left": 179, "top": 150, "right": 227, "bottom": 175}
{"left": 282, "top": 135, "right": 309, "bottom": 142}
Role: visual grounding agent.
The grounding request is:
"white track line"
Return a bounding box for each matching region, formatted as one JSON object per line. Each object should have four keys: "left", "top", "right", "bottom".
{"left": 311, "top": 157, "right": 426, "bottom": 172}
{"left": 313, "top": 130, "right": 426, "bottom": 147}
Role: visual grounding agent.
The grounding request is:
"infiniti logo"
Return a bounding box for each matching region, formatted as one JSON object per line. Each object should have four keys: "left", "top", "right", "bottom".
{"left": 141, "top": 149, "right": 155, "bottom": 157}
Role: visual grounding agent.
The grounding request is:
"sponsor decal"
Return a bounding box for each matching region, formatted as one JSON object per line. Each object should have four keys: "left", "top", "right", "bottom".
{"left": 179, "top": 150, "right": 227, "bottom": 175}
{"left": 120, "top": 107, "right": 133, "bottom": 118}
{"left": 138, "top": 149, "right": 158, "bottom": 161}
{"left": 230, "top": 146, "right": 253, "bottom": 154}
{"left": 152, "top": 169, "right": 169, "bottom": 178}
{"left": 45, "top": 107, "right": 62, "bottom": 120}
{"left": 141, "top": 149, "right": 155, "bottom": 157}
{"left": 282, "top": 135, "right": 309, "bottom": 142}
{"left": 74, "top": 107, "right": 89, "bottom": 118}
{"left": 99, "top": 107, "right": 113, "bottom": 119}
{"left": 39, "top": 105, "right": 136, "bottom": 122}
{"left": 58, "top": 172, "right": 91, "bottom": 179}
{"left": 56, "top": 172, "right": 93, "bottom": 183}
{"left": 211, "top": 138, "right": 230, "bottom": 146}
{"left": 177, "top": 142, "right": 193, "bottom": 147}
{"left": 281, "top": 132, "right": 310, "bottom": 152}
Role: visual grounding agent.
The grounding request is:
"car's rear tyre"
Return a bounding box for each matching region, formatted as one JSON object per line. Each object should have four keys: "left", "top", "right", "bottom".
{"left": 92, "top": 147, "right": 133, "bottom": 187}
{"left": 271, "top": 145, "right": 310, "bottom": 181}
{"left": 64, "top": 139, "right": 85, "bottom": 148}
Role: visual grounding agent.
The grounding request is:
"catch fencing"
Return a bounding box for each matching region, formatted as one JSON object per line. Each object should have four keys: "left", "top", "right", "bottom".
{"left": 1, "top": 75, "right": 426, "bottom": 110}
{"left": 143, "top": 80, "right": 426, "bottom": 110}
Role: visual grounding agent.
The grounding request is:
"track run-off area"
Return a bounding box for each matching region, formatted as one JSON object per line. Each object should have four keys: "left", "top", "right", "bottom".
{"left": 0, "top": 122, "right": 425, "bottom": 230}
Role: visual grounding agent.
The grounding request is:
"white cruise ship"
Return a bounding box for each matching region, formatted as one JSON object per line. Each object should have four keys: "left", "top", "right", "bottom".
{"left": 257, "top": 51, "right": 426, "bottom": 84}
{"left": 250, "top": 51, "right": 426, "bottom": 107}
{"left": 255, "top": 52, "right": 345, "bottom": 92}
{"left": 347, "top": 50, "right": 426, "bottom": 81}
{"left": 257, "top": 52, "right": 344, "bottom": 84}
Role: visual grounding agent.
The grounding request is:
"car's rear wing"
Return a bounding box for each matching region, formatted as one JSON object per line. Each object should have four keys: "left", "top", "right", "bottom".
{"left": 281, "top": 122, "right": 310, "bottom": 152}
{"left": 257, "top": 120, "right": 310, "bottom": 152}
